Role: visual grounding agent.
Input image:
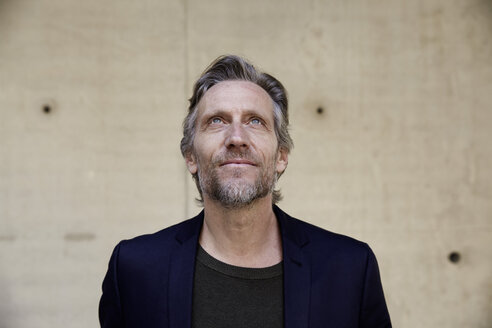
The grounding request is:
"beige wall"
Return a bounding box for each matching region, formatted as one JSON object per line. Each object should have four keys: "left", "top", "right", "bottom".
{"left": 1, "top": 0, "right": 491, "bottom": 327}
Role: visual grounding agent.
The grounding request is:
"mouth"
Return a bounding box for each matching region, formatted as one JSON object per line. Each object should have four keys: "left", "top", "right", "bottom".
{"left": 219, "top": 159, "right": 257, "bottom": 167}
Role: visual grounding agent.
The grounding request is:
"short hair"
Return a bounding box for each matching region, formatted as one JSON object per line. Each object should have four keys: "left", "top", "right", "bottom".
{"left": 180, "top": 55, "right": 293, "bottom": 204}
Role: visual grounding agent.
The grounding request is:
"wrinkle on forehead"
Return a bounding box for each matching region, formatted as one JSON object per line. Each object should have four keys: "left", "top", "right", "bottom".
{"left": 197, "top": 81, "right": 274, "bottom": 114}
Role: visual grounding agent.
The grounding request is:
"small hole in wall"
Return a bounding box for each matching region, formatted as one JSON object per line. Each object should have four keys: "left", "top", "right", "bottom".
{"left": 316, "top": 107, "right": 324, "bottom": 114}
{"left": 448, "top": 251, "right": 461, "bottom": 264}
{"left": 42, "top": 105, "right": 51, "bottom": 114}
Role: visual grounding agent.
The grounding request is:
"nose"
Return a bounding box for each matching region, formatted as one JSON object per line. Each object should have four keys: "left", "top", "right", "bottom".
{"left": 224, "top": 122, "right": 250, "bottom": 150}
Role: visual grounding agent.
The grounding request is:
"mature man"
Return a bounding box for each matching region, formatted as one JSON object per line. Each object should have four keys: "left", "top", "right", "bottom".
{"left": 99, "top": 55, "right": 392, "bottom": 328}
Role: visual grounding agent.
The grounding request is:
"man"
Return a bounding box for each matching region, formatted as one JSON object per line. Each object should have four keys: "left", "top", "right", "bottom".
{"left": 99, "top": 55, "right": 392, "bottom": 328}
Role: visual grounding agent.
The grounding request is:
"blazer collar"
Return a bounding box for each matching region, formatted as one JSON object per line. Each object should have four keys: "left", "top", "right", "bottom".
{"left": 274, "top": 206, "right": 311, "bottom": 328}
{"left": 168, "top": 211, "right": 204, "bottom": 328}
{"left": 168, "top": 207, "right": 311, "bottom": 328}
{"left": 273, "top": 205, "right": 309, "bottom": 249}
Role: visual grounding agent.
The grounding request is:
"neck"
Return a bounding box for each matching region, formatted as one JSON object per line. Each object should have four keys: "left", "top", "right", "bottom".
{"left": 199, "top": 195, "right": 282, "bottom": 268}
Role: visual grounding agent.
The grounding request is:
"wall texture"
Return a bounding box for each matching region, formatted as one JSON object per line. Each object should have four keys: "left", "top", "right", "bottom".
{"left": 0, "top": 0, "right": 491, "bottom": 327}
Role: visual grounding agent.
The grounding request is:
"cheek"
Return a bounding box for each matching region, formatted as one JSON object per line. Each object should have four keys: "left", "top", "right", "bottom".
{"left": 252, "top": 133, "right": 277, "bottom": 149}
{"left": 192, "top": 142, "right": 219, "bottom": 169}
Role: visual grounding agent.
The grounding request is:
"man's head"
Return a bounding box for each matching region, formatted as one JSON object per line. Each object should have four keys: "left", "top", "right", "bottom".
{"left": 180, "top": 55, "right": 293, "bottom": 207}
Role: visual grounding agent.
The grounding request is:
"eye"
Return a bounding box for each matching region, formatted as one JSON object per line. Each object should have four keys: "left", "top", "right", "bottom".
{"left": 210, "top": 117, "right": 223, "bottom": 124}
{"left": 250, "top": 118, "right": 262, "bottom": 125}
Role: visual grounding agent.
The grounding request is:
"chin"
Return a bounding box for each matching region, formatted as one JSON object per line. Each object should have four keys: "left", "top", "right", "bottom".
{"left": 218, "top": 169, "right": 257, "bottom": 181}
{"left": 220, "top": 178, "right": 255, "bottom": 188}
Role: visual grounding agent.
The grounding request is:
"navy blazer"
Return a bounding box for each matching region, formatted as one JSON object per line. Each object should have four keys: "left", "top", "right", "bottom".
{"left": 99, "top": 206, "right": 391, "bottom": 328}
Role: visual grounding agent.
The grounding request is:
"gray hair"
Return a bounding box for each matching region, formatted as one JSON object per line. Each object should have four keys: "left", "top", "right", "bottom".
{"left": 180, "top": 55, "right": 293, "bottom": 204}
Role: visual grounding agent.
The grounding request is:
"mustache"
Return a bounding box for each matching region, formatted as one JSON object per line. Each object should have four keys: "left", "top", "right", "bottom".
{"left": 212, "top": 150, "right": 259, "bottom": 166}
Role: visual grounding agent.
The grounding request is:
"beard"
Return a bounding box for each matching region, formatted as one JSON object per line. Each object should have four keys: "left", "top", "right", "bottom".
{"left": 196, "top": 150, "right": 278, "bottom": 208}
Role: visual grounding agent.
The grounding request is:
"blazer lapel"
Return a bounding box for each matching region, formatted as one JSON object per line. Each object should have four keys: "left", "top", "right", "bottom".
{"left": 275, "top": 206, "right": 311, "bottom": 328}
{"left": 168, "top": 212, "right": 204, "bottom": 328}
{"left": 167, "top": 207, "right": 310, "bottom": 328}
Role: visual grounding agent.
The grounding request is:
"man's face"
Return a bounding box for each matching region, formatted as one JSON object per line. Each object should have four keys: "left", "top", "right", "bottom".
{"left": 185, "top": 81, "right": 288, "bottom": 208}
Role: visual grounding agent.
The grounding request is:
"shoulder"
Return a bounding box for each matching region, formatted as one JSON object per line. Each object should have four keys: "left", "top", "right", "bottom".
{"left": 275, "top": 206, "right": 373, "bottom": 261}
{"left": 115, "top": 212, "right": 203, "bottom": 262}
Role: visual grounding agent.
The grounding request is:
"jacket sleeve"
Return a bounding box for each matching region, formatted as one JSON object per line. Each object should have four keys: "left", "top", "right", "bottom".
{"left": 359, "top": 245, "right": 392, "bottom": 328}
{"left": 99, "top": 242, "right": 124, "bottom": 328}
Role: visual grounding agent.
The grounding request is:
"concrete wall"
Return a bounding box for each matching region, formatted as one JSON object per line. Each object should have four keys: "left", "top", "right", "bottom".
{"left": 1, "top": 0, "right": 491, "bottom": 327}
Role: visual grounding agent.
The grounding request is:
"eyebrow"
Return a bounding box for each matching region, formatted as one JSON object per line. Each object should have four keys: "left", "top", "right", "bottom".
{"left": 201, "top": 109, "right": 271, "bottom": 120}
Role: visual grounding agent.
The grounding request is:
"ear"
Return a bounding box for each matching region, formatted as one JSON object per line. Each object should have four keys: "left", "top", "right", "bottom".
{"left": 275, "top": 148, "right": 288, "bottom": 174}
{"left": 185, "top": 152, "right": 198, "bottom": 174}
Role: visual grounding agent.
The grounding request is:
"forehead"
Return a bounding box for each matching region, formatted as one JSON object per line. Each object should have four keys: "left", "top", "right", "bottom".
{"left": 197, "top": 81, "right": 274, "bottom": 117}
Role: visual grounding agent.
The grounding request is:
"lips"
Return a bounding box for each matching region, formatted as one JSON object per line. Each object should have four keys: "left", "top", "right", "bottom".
{"left": 219, "top": 159, "right": 257, "bottom": 166}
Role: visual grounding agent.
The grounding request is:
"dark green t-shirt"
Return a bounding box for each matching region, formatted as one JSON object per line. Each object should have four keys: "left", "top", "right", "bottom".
{"left": 191, "top": 246, "right": 284, "bottom": 328}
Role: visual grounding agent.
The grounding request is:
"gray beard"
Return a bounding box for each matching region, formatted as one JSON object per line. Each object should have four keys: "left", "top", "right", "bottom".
{"left": 198, "top": 162, "right": 277, "bottom": 209}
